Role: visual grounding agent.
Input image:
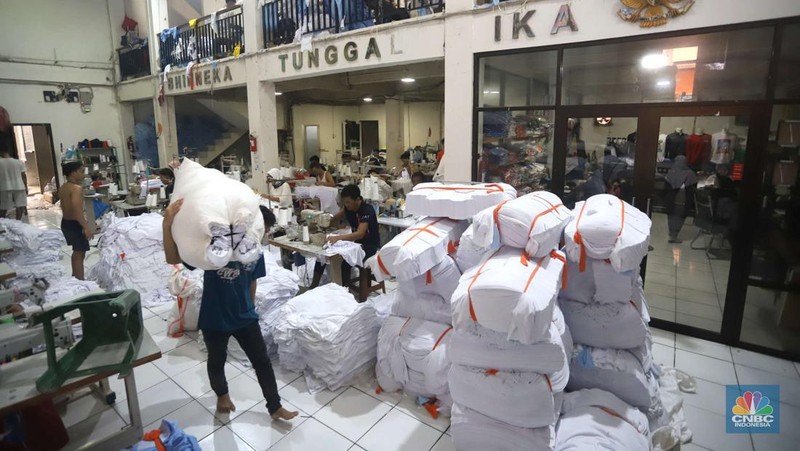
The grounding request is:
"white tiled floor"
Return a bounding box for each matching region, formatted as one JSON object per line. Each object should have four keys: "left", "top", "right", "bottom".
{"left": 16, "top": 210, "right": 800, "bottom": 450}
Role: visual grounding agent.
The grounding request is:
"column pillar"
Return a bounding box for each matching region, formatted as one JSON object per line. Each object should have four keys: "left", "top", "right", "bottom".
{"left": 242, "top": 0, "right": 264, "bottom": 53}
{"left": 385, "top": 98, "right": 405, "bottom": 170}
{"left": 247, "top": 70, "right": 280, "bottom": 193}
{"left": 154, "top": 95, "right": 178, "bottom": 168}
{"left": 147, "top": 0, "right": 170, "bottom": 75}
{"left": 442, "top": 14, "right": 474, "bottom": 182}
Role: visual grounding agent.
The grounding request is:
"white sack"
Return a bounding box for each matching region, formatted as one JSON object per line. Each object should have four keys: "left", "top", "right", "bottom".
{"left": 559, "top": 297, "right": 649, "bottom": 349}
{"left": 167, "top": 266, "right": 204, "bottom": 334}
{"left": 391, "top": 291, "right": 451, "bottom": 325}
{"left": 568, "top": 342, "right": 661, "bottom": 414}
{"left": 564, "top": 194, "right": 651, "bottom": 273}
{"left": 559, "top": 257, "right": 638, "bottom": 304}
{"left": 369, "top": 217, "right": 467, "bottom": 281}
{"left": 555, "top": 389, "right": 650, "bottom": 451}
{"left": 650, "top": 367, "right": 693, "bottom": 450}
{"left": 170, "top": 159, "right": 264, "bottom": 270}
{"left": 452, "top": 247, "right": 565, "bottom": 344}
{"left": 451, "top": 403, "right": 555, "bottom": 451}
{"left": 454, "top": 224, "right": 498, "bottom": 273}
{"left": 397, "top": 255, "right": 461, "bottom": 300}
{"left": 473, "top": 191, "right": 570, "bottom": 258}
{"left": 449, "top": 364, "right": 556, "bottom": 428}
{"left": 405, "top": 182, "right": 517, "bottom": 220}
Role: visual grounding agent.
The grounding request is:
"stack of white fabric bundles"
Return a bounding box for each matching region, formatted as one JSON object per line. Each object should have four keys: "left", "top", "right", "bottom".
{"left": 170, "top": 159, "right": 264, "bottom": 270}
{"left": 376, "top": 316, "right": 452, "bottom": 404}
{"left": 256, "top": 258, "right": 300, "bottom": 359}
{"left": 273, "top": 284, "right": 381, "bottom": 392}
{"left": 555, "top": 389, "right": 651, "bottom": 451}
{"left": 368, "top": 217, "right": 467, "bottom": 282}
{"left": 0, "top": 218, "right": 65, "bottom": 266}
{"left": 389, "top": 256, "right": 461, "bottom": 325}
{"left": 405, "top": 182, "right": 517, "bottom": 220}
{"left": 563, "top": 194, "right": 651, "bottom": 273}
{"left": 453, "top": 224, "right": 498, "bottom": 273}
{"left": 472, "top": 191, "right": 571, "bottom": 258}
{"left": 87, "top": 213, "right": 173, "bottom": 307}
{"left": 451, "top": 404, "right": 555, "bottom": 451}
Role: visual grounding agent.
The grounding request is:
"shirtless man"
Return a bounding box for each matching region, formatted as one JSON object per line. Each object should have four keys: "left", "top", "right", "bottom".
{"left": 59, "top": 162, "right": 93, "bottom": 280}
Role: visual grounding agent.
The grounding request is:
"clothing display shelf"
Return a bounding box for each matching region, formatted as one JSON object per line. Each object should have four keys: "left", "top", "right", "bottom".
{"left": 80, "top": 147, "right": 123, "bottom": 186}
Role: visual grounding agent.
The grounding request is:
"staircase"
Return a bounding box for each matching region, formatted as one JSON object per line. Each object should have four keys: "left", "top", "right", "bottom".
{"left": 198, "top": 129, "right": 247, "bottom": 166}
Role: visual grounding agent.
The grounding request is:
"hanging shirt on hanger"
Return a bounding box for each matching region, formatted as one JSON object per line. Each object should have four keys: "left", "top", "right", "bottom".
{"left": 664, "top": 132, "right": 688, "bottom": 160}
{"left": 711, "top": 131, "right": 738, "bottom": 165}
{"left": 686, "top": 133, "right": 712, "bottom": 167}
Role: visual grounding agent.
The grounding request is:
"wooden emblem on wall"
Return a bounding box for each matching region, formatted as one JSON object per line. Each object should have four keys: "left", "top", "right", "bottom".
{"left": 618, "top": 0, "right": 695, "bottom": 27}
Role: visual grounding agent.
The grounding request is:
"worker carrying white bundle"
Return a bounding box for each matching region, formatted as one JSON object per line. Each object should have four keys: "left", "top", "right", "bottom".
{"left": 405, "top": 182, "right": 517, "bottom": 220}
{"left": 555, "top": 389, "right": 650, "bottom": 451}
{"left": 564, "top": 194, "right": 651, "bottom": 273}
{"left": 169, "top": 159, "right": 265, "bottom": 270}
{"left": 451, "top": 247, "right": 566, "bottom": 344}
{"left": 472, "top": 191, "right": 571, "bottom": 258}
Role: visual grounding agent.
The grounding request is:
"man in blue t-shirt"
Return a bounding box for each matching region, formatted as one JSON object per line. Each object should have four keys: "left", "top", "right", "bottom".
{"left": 310, "top": 184, "right": 380, "bottom": 289}
{"left": 163, "top": 201, "right": 298, "bottom": 422}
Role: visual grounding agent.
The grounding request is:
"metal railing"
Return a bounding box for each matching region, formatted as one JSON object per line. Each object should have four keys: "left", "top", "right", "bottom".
{"left": 158, "top": 6, "right": 244, "bottom": 69}
{"left": 262, "top": 0, "right": 444, "bottom": 49}
{"left": 118, "top": 45, "right": 151, "bottom": 80}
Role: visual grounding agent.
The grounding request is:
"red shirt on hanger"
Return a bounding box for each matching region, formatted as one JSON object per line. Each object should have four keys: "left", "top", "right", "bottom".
{"left": 686, "top": 133, "right": 711, "bottom": 167}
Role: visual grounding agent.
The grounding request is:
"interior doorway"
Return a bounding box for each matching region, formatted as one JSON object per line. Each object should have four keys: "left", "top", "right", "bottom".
{"left": 304, "top": 125, "right": 320, "bottom": 168}
{"left": 12, "top": 124, "right": 58, "bottom": 195}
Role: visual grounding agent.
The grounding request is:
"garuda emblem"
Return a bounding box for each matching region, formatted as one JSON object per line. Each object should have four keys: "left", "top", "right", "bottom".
{"left": 618, "top": 0, "right": 695, "bottom": 27}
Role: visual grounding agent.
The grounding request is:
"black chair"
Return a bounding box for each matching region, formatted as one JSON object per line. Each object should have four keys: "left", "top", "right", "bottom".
{"left": 691, "top": 189, "right": 728, "bottom": 258}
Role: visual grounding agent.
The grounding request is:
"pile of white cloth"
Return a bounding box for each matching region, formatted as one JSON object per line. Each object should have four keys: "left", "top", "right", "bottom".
{"left": 6, "top": 262, "right": 67, "bottom": 287}
{"left": 405, "top": 182, "right": 517, "bottom": 220}
{"left": 44, "top": 278, "right": 102, "bottom": 305}
{"left": 555, "top": 389, "right": 650, "bottom": 451}
{"left": 0, "top": 218, "right": 65, "bottom": 265}
{"left": 256, "top": 258, "right": 300, "bottom": 359}
{"left": 87, "top": 213, "right": 172, "bottom": 306}
{"left": 453, "top": 224, "right": 498, "bottom": 273}
{"left": 451, "top": 404, "right": 555, "bottom": 451}
{"left": 273, "top": 284, "right": 381, "bottom": 392}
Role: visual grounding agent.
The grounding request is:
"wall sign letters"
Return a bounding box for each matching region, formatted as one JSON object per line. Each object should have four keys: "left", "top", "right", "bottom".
{"left": 494, "top": 4, "right": 578, "bottom": 41}
{"left": 279, "top": 37, "right": 381, "bottom": 72}
{"left": 167, "top": 66, "right": 233, "bottom": 91}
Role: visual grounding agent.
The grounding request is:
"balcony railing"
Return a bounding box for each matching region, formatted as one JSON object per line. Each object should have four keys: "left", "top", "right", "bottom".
{"left": 118, "top": 44, "right": 151, "bottom": 81}
{"left": 159, "top": 5, "right": 244, "bottom": 70}
{"left": 262, "top": 0, "right": 444, "bottom": 49}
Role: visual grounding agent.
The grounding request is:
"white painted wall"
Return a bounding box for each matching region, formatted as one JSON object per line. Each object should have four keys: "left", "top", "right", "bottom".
{"left": 124, "top": 0, "right": 151, "bottom": 39}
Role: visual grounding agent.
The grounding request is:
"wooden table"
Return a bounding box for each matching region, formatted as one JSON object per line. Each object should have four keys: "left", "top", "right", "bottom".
{"left": 0, "top": 262, "right": 16, "bottom": 283}
{"left": 0, "top": 238, "right": 13, "bottom": 258}
{"left": 0, "top": 331, "right": 161, "bottom": 450}
{"left": 269, "top": 235, "right": 345, "bottom": 285}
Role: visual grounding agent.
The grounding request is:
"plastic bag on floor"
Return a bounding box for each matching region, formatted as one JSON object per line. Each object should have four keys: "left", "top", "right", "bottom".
{"left": 472, "top": 191, "right": 570, "bottom": 258}
{"left": 170, "top": 159, "right": 264, "bottom": 270}
{"left": 564, "top": 194, "right": 651, "bottom": 273}
{"left": 405, "top": 182, "right": 517, "bottom": 220}
{"left": 555, "top": 389, "right": 650, "bottom": 451}
{"left": 128, "top": 420, "right": 201, "bottom": 451}
{"left": 449, "top": 364, "right": 555, "bottom": 428}
{"left": 559, "top": 297, "right": 649, "bottom": 349}
{"left": 369, "top": 217, "right": 467, "bottom": 281}
{"left": 452, "top": 247, "right": 565, "bottom": 344}
{"left": 650, "top": 367, "right": 693, "bottom": 450}
{"left": 451, "top": 403, "right": 555, "bottom": 451}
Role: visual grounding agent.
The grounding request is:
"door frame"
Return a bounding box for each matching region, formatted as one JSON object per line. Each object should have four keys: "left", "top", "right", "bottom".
{"left": 12, "top": 123, "right": 60, "bottom": 188}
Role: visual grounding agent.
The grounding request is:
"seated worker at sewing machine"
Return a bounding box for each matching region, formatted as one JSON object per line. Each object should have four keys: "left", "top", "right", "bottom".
{"left": 310, "top": 162, "right": 336, "bottom": 188}
{"left": 310, "top": 184, "right": 380, "bottom": 288}
{"left": 411, "top": 171, "right": 431, "bottom": 187}
{"left": 158, "top": 167, "right": 175, "bottom": 203}
{"left": 394, "top": 151, "right": 419, "bottom": 178}
{"left": 260, "top": 168, "right": 293, "bottom": 208}
{"left": 59, "top": 162, "right": 93, "bottom": 280}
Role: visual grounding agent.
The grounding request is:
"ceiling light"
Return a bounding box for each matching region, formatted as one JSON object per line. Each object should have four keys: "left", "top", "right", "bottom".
{"left": 275, "top": 92, "right": 282, "bottom": 96}
{"left": 363, "top": 97, "right": 373, "bottom": 102}
{"left": 640, "top": 53, "right": 669, "bottom": 70}
{"left": 656, "top": 80, "right": 671, "bottom": 87}
{"left": 401, "top": 77, "right": 416, "bottom": 83}
{"left": 482, "top": 90, "right": 500, "bottom": 95}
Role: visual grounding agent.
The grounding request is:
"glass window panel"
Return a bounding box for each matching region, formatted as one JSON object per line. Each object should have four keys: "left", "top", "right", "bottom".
{"left": 562, "top": 27, "right": 773, "bottom": 104}
{"left": 477, "top": 110, "right": 554, "bottom": 195}
{"left": 775, "top": 23, "right": 800, "bottom": 99}
{"left": 479, "top": 51, "right": 557, "bottom": 107}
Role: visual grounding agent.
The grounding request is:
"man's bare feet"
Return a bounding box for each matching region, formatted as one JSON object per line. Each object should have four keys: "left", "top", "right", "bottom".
{"left": 216, "top": 394, "right": 236, "bottom": 414}
{"left": 271, "top": 407, "right": 299, "bottom": 421}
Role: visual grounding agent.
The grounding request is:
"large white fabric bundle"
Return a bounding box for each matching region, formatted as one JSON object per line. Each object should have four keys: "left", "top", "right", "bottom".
{"left": 376, "top": 316, "right": 452, "bottom": 398}
{"left": 453, "top": 224, "right": 498, "bottom": 273}
{"left": 273, "top": 284, "right": 381, "bottom": 392}
{"left": 397, "top": 255, "right": 461, "bottom": 300}
{"left": 568, "top": 343, "right": 661, "bottom": 414}
{"left": 43, "top": 278, "right": 102, "bottom": 305}
{"left": 451, "top": 403, "right": 555, "bottom": 451}
{"left": 555, "top": 389, "right": 650, "bottom": 451}
{"left": 472, "top": 191, "right": 570, "bottom": 258}
{"left": 559, "top": 297, "right": 649, "bottom": 349}
{"left": 391, "top": 291, "right": 451, "bottom": 325}
{"left": 167, "top": 266, "right": 204, "bottom": 334}
{"left": 359, "top": 176, "right": 393, "bottom": 202}
{"left": 87, "top": 214, "right": 172, "bottom": 303}
{"left": 369, "top": 217, "right": 467, "bottom": 281}
{"left": 449, "top": 364, "right": 556, "bottom": 428}
{"left": 405, "top": 182, "right": 517, "bottom": 220}
{"left": 559, "top": 258, "right": 639, "bottom": 304}
{"left": 0, "top": 218, "right": 65, "bottom": 265}
{"left": 256, "top": 258, "right": 300, "bottom": 358}
{"left": 452, "top": 247, "right": 565, "bottom": 344}
{"left": 564, "top": 194, "right": 651, "bottom": 273}
{"left": 6, "top": 262, "right": 67, "bottom": 288}
{"left": 170, "top": 159, "right": 264, "bottom": 270}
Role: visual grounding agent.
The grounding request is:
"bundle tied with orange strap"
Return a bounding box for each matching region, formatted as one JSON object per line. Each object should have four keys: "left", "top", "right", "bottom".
{"left": 564, "top": 194, "right": 651, "bottom": 273}
{"left": 405, "top": 182, "right": 517, "bottom": 220}
{"left": 451, "top": 246, "right": 565, "bottom": 345}
{"left": 450, "top": 403, "right": 555, "bottom": 451}
{"left": 367, "top": 217, "right": 468, "bottom": 282}
{"left": 387, "top": 256, "right": 462, "bottom": 325}
{"left": 472, "top": 191, "right": 571, "bottom": 258}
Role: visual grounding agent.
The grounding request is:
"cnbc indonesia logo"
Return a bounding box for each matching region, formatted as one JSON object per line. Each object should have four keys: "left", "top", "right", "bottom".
{"left": 726, "top": 385, "right": 780, "bottom": 434}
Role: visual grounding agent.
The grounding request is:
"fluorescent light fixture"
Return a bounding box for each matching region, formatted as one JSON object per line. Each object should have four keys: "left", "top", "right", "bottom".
{"left": 656, "top": 80, "right": 671, "bottom": 87}
{"left": 275, "top": 92, "right": 283, "bottom": 96}
{"left": 401, "top": 77, "right": 416, "bottom": 83}
{"left": 482, "top": 90, "right": 500, "bottom": 95}
{"left": 640, "top": 53, "right": 669, "bottom": 70}
{"left": 363, "top": 97, "right": 373, "bottom": 102}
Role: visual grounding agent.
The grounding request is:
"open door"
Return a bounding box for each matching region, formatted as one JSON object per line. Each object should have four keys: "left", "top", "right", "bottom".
{"left": 13, "top": 124, "right": 58, "bottom": 196}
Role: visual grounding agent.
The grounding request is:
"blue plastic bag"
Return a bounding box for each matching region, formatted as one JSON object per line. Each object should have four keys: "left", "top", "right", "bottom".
{"left": 128, "top": 420, "right": 201, "bottom": 451}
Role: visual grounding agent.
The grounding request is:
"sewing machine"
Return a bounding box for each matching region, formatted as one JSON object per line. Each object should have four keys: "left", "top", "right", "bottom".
{"left": 126, "top": 183, "right": 145, "bottom": 206}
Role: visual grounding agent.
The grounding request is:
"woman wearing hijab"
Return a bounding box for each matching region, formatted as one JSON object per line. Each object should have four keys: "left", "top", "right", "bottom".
{"left": 664, "top": 155, "right": 698, "bottom": 243}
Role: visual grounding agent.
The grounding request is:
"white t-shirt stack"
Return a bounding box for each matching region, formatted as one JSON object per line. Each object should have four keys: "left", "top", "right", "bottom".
{"left": 447, "top": 191, "right": 572, "bottom": 451}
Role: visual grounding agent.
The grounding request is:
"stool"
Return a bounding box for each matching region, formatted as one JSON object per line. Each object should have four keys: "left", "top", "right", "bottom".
{"left": 349, "top": 266, "right": 385, "bottom": 303}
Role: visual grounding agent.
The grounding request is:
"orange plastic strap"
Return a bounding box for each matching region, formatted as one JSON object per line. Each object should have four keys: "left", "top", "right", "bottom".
{"left": 426, "top": 270, "right": 433, "bottom": 285}
{"left": 431, "top": 326, "right": 453, "bottom": 351}
{"left": 424, "top": 402, "right": 440, "bottom": 419}
{"left": 523, "top": 255, "right": 547, "bottom": 293}
{"left": 629, "top": 299, "right": 640, "bottom": 313}
{"left": 485, "top": 368, "right": 498, "bottom": 375}
{"left": 447, "top": 240, "right": 459, "bottom": 254}
{"left": 520, "top": 251, "right": 529, "bottom": 267}
{"left": 398, "top": 317, "right": 412, "bottom": 336}
{"left": 376, "top": 254, "right": 392, "bottom": 276}
{"left": 403, "top": 218, "right": 445, "bottom": 246}
{"left": 143, "top": 429, "right": 166, "bottom": 451}
{"left": 544, "top": 374, "right": 553, "bottom": 392}
{"left": 549, "top": 251, "right": 567, "bottom": 289}
{"left": 167, "top": 273, "right": 190, "bottom": 338}
{"left": 467, "top": 248, "right": 503, "bottom": 322}
{"left": 528, "top": 202, "right": 565, "bottom": 236}
{"left": 375, "top": 386, "right": 383, "bottom": 395}
{"left": 618, "top": 198, "right": 626, "bottom": 237}
{"left": 493, "top": 200, "right": 510, "bottom": 236}
{"left": 573, "top": 201, "right": 589, "bottom": 272}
